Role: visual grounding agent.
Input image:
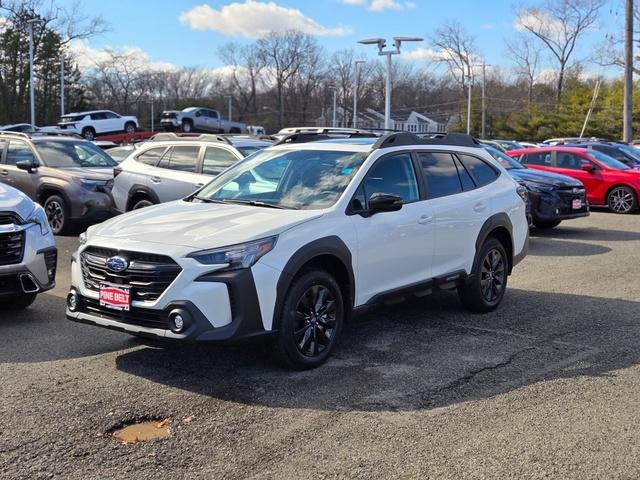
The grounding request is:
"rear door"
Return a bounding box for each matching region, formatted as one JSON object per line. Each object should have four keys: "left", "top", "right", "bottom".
{"left": 3, "top": 140, "right": 40, "bottom": 199}
{"left": 90, "top": 112, "right": 108, "bottom": 134}
{"left": 150, "top": 145, "right": 202, "bottom": 202}
{"left": 103, "top": 111, "right": 121, "bottom": 132}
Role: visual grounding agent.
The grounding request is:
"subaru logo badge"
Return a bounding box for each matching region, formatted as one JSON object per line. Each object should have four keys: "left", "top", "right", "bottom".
{"left": 106, "top": 256, "right": 128, "bottom": 273}
{"left": 573, "top": 188, "right": 580, "bottom": 194}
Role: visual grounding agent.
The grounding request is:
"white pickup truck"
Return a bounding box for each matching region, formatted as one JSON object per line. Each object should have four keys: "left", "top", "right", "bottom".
{"left": 161, "top": 107, "right": 246, "bottom": 134}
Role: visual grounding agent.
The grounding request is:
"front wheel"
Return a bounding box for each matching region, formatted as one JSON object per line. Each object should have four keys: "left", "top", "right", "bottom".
{"left": 458, "top": 237, "right": 508, "bottom": 313}
{"left": 43, "top": 194, "right": 70, "bottom": 235}
{"left": 1, "top": 292, "right": 37, "bottom": 310}
{"left": 81, "top": 127, "right": 96, "bottom": 141}
{"left": 607, "top": 186, "right": 637, "bottom": 214}
{"left": 181, "top": 120, "right": 193, "bottom": 133}
{"left": 131, "top": 198, "right": 154, "bottom": 210}
{"left": 275, "top": 270, "right": 344, "bottom": 369}
{"left": 533, "top": 219, "right": 561, "bottom": 229}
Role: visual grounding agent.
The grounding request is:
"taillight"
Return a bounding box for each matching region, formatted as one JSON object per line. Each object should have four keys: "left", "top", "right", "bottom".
{"left": 113, "top": 166, "right": 122, "bottom": 178}
{"left": 516, "top": 185, "right": 528, "bottom": 204}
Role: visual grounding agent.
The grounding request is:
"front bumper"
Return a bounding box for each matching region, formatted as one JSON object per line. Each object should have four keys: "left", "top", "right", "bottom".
{"left": 160, "top": 119, "right": 181, "bottom": 128}
{"left": 529, "top": 190, "right": 590, "bottom": 222}
{"left": 66, "top": 253, "right": 276, "bottom": 342}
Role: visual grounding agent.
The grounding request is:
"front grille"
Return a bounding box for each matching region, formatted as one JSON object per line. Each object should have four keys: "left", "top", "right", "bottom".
{"left": 80, "top": 246, "right": 181, "bottom": 302}
{"left": 0, "top": 212, "right": 22, "bottom": 226}
{"left": 80, "top": 297, "right": 169, "bottom": 330}
{"left": 557, "top": 187, "right": 587, "bottom": 210}
{"left": 0, "top": 231, "right": 24, "bottom": 265}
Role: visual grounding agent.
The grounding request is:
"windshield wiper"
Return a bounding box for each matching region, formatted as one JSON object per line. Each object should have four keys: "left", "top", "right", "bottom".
{"left": 190, "top": 195, "right": 227, "bottom": 204}
{"left": 223, "top": 199, "right": 291, "bottom": 210}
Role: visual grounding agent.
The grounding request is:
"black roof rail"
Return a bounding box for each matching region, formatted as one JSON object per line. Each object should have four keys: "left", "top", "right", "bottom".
{"left": 373, "top": 132, "right": 480, "bottom": 150}
{"left": 274, "top": 131, "right": 378, "bottom": 146}
{"left": 148, "top": 132, "right": 232, "bottom": 144}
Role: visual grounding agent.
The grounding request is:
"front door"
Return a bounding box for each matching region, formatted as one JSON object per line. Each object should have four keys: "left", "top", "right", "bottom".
{"left": 150, "top": 145, "right": 203, "bottom": 202}
{"left": 350, "top": 152, "right": 435, "bottom": 305}
{"left": 552, "top": 151, "right": 604, "bottom": 204}
{"left": 3, "top": 140, "right": 40, "bottom": 199}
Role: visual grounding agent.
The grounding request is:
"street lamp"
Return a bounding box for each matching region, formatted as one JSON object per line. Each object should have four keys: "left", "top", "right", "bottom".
{"left": 224, "top": 95, "right": 233, "bottom": 122}
{"left": 352, "top": 60, "right": 365, "bottom": 128}
{"left": 358, "top": 36, "right": 423, "bottom": 130}
{"left": 27, "top": 19, "right": 42, "bottom": 127}
{"left": 329, "top": 86, "right": 337, "bottom": 128}
{"left": 60, "top": 54, "right": 65, "bottom": 117}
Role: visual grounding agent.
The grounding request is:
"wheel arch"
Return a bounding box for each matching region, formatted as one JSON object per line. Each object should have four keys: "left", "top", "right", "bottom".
{"left": 126, "top": 184, "right": 160, "bottom": 211}
{"left": 475, "top": 213, "right": 514, "bottom": 274}
{"left": 273, "top": 236, "right": 355, "bottom": 325}
{"left": 605, "top": 183, "right": 638, "bottom": 201}
{"left": 37, "top": 184, "right": 72, "bottom": 208}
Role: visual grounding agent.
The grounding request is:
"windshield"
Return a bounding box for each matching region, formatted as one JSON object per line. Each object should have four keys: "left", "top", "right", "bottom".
{"left": 614, "top": 144, "right": 640, "bottom": 162}
{"left": 587, "top": 150, "right": 631, "bottom": 170}
{"left": 483, "top": 147, "right": 525, "bottom": 170}
{"left": 195, "top": 149, "right": 367, "bottom": 210}
{"left": 34, "top": 140, "right": 117, "bottom": 168}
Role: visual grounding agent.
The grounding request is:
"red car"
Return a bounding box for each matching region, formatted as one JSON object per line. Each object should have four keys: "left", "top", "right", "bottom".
{"left": 508, "top": 147, "right": 640, "bottom": 214}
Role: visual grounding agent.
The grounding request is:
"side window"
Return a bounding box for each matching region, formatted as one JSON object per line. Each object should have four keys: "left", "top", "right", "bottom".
{"left": 209, "top": 110, "right": 219, "bottom": 119}
{"left": 158, "top": 146, "right": 199, "bottom": 173}
{"left": 90, "top": 112, "right": 106, "bottom": 120}
{"left": 556, "top": 152, "right": 585, "bottom": 170}
{"left": 6, "top": 141, "right": 36, "bottom": 166}
{"left": 135, "top": 147, "right": 166, "bottom": 166}
{"left": 103, "top": 112, "right": 118, "bottom": 119}
{"left": 522, "top": 152, "right": 551, "bottom": 166}
{"left": 418, "top": 152, "right": 463, "bottom": 198}
{"left": 363, "top": 153, "right": 419, "bottom": 204}
{"left": 458, "top": 153, "right": 499, "bottom": 187}
{"left": 195, "top": 110, "right": 203, "bottom": 117}
{"left": 455, "top": 157, "right": 476, "bottom": 191}
{"left": 202, "top": 147, "right": 239, "bottom": 176}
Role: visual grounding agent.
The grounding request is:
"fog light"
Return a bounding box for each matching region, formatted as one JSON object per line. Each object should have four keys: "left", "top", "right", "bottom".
{"left": 168, "top": 309, "right": 190, "bottom": 333}
{"left": 67, "top": 291, "right": 78, "bottom": 312}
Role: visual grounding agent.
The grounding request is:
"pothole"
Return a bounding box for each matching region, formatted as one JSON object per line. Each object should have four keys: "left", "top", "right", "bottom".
{"left": 110, "top": 418, "right": 172, "bottom": 445}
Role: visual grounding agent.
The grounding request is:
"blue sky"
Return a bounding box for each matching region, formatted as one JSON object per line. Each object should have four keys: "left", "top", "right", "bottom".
{"left": 61, "top": 0, "right": 625, "bottom": 72}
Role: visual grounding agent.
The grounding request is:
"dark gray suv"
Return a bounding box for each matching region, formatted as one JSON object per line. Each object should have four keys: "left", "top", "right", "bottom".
{"left": 0, "top": 132, "right": 116, "bottom": 234}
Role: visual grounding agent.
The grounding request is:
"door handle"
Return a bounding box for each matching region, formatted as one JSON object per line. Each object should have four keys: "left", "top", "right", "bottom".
{"left": 473, "top": 202, "right": 487, "bottom": 213}
{"left": 150, "top": 176, "right": 162, "bottom": 183}
{"left": 418, "top": 214, "right": 433, "bottom": 224}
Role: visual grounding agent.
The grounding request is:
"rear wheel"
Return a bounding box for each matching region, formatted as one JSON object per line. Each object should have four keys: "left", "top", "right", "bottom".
{"left": 458, "top": 237, "right": 508, "bottom": 313}
{"left": 607, "top": 186, "right": 637, "bottom": 214}
{"left": 1, "top": 293, "right": 37, "bottom": 310}
{"left": 81, "top": 127, "right": 96, "bottom": 141}
{"left": 275, "top": 269, "right": 344, "bottom": 369}
{"left": 124, "top": 122, "right": 136, "bottom": 134}
{"left": 533, "top": 219, "right": 561, "bottom": 229}
{"left": 43, "top": 194, "right": 70, "bottom": 235}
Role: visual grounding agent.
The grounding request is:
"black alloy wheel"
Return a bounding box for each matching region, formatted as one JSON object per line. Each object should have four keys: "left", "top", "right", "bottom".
{"left": 607, "top": 186, "right": 636, "bottom": 214}
{"left": 43, "top": 195, "right": 68, "bottom": 235}
{"left": 293, "top": 285, "right": 337, "bottom": 358}
{"left": 479, "top": 248, "right": 506, "bottom": 304}
{"left": 132, "top": 199, "right": 154, "bottom": 210}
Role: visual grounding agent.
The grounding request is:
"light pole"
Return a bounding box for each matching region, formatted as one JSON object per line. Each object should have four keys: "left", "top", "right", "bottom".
{"left": 27, "top": 19, "right": 41, "bottom": 127}
{"left": 224, "top": 95, "right": 232, "bottom": 122}
{"left": 466, "top": 73, "right": 472, "bottom": 135}
{"left": 60, "top": 54, "right": 65, "bottom": 117}
{"left": 358, "top": 36, "right": 423, "bottom": 130}
{"left": 480, "top": 62, "right": 492, "bottom": 139}
{"left": 352, "top": 60, "right": 365, "bottom": 128}
{"left": 330, "top": 87, "right": 337, "bottom": 127}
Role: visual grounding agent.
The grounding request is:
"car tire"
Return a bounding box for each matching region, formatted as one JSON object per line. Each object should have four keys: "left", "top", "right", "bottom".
{"left": 275, "top": 269, "right": 344, "bottom": 370}
{"left": 1, "top": 293, "right": 37, "bottom": 310}
{"left": 533, "top": 219, "right": 561, "bottom": 229}
{"left": 124, "top": 122, "right": 136, "bottom": 134}
{"left": 43, "top": 194, "right": 70, "bottom": 235}
{"left": 181, "top": 120, "right": 193, "bottom": 133}
{"left": 81, "top": 127, "right": 96, "bottom": 141}
{"left": 458, "top": 237, "right": 509, "bottom": 313}
{"left": 131, "top": 198, "right": 154, "bottom": 210}
{"left": 607, "top": 186, "right": 637, "bottom": 214}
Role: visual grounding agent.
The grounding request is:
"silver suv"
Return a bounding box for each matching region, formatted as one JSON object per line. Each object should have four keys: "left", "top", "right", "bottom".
{"left": 111, "top": 133, "right": 271, "bottom": 211}
{"left": 0, "top": 183, "right": 57, "bottom": 309}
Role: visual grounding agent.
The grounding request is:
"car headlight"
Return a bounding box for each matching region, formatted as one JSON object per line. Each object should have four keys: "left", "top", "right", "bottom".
{"left": 79, "top": 231, "right": 87, "bottom": 245}
{"left": 523, "top": 181, "right": 555, "bottom": 194}
{"left": 188, "top": 236, "right": 277, "bottom": 270}
{"left": 73, "top": 178, "right": 110, "bottom": 191}
{"left": 28, "top": 205, "right": 51, "bottom": 236}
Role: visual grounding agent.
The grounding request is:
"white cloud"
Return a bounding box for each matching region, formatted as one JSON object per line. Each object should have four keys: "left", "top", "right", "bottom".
{"left": 515, "top": 10, "right": 565, "bottom": 40}
{"left": 339, "top": 0, "right": 415, "bottom": 12}
{"left": 180, "top": 1, "right": 351, "bottom": 38}
{"left": 403, "top": 47, "right": 450, "bottom": 62}
{"left": 69, "top": 40, "right": 176, "bottom": 71}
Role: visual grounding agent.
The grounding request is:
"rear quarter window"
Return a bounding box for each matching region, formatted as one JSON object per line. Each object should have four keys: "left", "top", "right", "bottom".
{"left": 457, "top": 153, "right": 499, "bottom": 187}
{"left": 135, "top": 147, "right": 167, "bottom": 166}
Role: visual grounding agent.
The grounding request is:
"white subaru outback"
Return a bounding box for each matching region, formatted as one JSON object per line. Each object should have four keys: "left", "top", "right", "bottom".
{"left": 66, "top": 132, "right": 529, "bottom": 369}
{"left": 1, "top": 183, "right": 57, "bottom": 309}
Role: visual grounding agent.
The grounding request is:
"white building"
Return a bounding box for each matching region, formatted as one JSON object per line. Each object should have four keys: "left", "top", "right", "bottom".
{"left": 315, "top": 107, "right": 446, "bottom": 133}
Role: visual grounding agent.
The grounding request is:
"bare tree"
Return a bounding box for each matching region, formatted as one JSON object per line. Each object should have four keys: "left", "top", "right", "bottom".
{"left": 219, "top": 43, "right": 266, "bottom": 120}
{"left": 515, "top": 0, "right": 605, "bottom": 103}
{"left": 430, "top": 21, "right": 479, "bottom": 90}
{"left": 506, "top": 35, "right": 542, "bottom": 107}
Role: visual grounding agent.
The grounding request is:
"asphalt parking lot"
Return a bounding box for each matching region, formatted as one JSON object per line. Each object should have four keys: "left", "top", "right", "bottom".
{"left": 2, "top": 211, "right": 640, "bottom": 479}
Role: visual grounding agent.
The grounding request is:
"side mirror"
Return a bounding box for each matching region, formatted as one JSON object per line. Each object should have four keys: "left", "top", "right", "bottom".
{"left": 16, "top": 160, "right": 37, "bottom": 172}
{"left": 580, "top": 163, "right": 595, "bottom": 173}
{"left": 368, "top": 192, "right": 403, "bottom": 215}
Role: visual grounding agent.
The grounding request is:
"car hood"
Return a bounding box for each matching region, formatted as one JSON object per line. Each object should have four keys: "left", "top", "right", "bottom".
{"left": 508, "top": 168, "right": 582, "bottom": 187}
{"left": 90, "top": 200, "right": 324, "bottom": 249}
{"left": 56, "top": 167, "right": 114, "bottom": 181}
{"left": 0, "top": 183, "right": 35, "bottom": 221}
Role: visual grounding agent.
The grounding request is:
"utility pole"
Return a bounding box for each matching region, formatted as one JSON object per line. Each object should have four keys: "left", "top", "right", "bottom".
{"left": 623, "top": 0, "right": 633, "bottom": 142}
{"left": 225, "top": 95, "right": 232, "bottom": 122}
{"left": 352, "top": 60, "right": 365, "bottom": 128}
{"left": 60, "top": 55, "right": 65, "bottom": 117}
{"left": 27, "top": 19, "right": 39, "bottom": 127}
{"left": 331, "top": 87, "right": 337, "bottom": 127}
{"left": 466, "top": 72, "right": 472, "bottom": 135}
{"left": 481, "top": 62, "right": 486, "bottom": 139}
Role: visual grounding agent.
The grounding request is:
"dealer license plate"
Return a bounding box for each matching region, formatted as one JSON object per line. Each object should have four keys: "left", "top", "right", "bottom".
{"left": 572, "top": 199, "right": 583, "bottom": 209}
{"left": 99, "top": 283, "right": 131, "bottom": 311}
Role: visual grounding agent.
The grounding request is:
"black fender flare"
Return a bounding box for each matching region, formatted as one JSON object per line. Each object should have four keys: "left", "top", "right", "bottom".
{"left": 273, "top": 236, "right": 355, "bottom": 326}
{"left": 473, "top": 213, "right": 514, "bottom": 274}
{"left": 36, "top": 184, "right": 73, "bottom": 208}
{"left": 126, "top": 184, "right": 160, "bottom": 210}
